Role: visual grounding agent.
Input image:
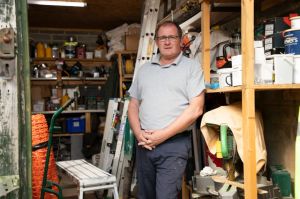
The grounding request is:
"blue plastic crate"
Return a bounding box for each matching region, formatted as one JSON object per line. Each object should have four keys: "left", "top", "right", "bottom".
{"left": 66, "top": 117, "right": 85, "bottom": 133}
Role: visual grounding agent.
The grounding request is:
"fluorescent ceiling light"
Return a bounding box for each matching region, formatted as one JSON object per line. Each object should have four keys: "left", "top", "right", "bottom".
{"left": 28, "top": 0, "right": 87, "bottom": 7}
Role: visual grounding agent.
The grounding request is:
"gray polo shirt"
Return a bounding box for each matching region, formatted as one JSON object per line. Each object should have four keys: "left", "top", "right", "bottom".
{"left": 128, "top": 52, "right": 205, "bottom": 130}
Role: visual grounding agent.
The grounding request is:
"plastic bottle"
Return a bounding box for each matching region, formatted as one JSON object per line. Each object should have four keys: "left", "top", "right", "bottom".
{"left": 61, "top": 91, "right": 70, "bottom": 106}
{"left": 36, "top": 42, "right": 45, "bottom": 58}
{"left": 45, "top": 44, "right": 52, "bottom": 58}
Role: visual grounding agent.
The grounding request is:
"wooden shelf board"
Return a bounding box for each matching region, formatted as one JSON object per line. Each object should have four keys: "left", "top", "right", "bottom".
{"left": 32, "top": 109, "right": 105, "bottom": 114}
{"left": 206, "top": 86, "right": 242, "bottom": 93}
{"left": 31, "top": 77, "right": 107, "bottom": 81}
{"left": 53, "top": 133, "right": 84, "bottom": 137}
{"left": 254, "top": 84, "right": 300, "bottom": 91}
{"left": 123, "top": 74, "right": 133, "bottom": 79}
{"left": 206, "top": 84, "right": 300, "bottom": 93}
{"left": 33, "top": 58, "right": 111, "bottom": 63}
{"left": 116, "top": 50, "right": 137, "bottom": 54}
{"left": 31, "top": 77, "right": 107, "bottom": 86}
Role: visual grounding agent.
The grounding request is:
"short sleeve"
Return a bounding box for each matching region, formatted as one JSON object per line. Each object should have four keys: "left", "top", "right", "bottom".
{"left": 187, "top": 60, "right": 205, "bottom": 100}
{"left": 128, "top": 75, "right": 141, "bottom": 100}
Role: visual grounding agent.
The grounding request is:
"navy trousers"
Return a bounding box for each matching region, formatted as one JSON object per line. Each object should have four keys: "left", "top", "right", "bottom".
{"left": 136, "top": 132, "right": 191, "bottom": 199}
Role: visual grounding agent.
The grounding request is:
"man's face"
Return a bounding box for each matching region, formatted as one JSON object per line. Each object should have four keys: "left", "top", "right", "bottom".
{"left": 155, "top": 24, "right": 181, "bottom": 59}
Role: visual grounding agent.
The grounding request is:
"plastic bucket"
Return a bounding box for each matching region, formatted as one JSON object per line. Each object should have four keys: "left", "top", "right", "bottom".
{"left": 284, "top": 29, "right": 300, "bottom": 54}
{"left": 291, "top": 16, "right": 300, "bottom": 29}
{"left": 294, "top": 55, "right": 300, "bottom": 83}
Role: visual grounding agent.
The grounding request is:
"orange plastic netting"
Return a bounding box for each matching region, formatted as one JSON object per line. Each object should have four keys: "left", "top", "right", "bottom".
{"left": 32, "top": 114, "right": 59, "bottom": 199}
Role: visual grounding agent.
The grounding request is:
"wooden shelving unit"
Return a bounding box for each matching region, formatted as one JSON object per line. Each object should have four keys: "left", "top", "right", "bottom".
{"left": 116, "top": 51, "right": 137, "bottom": 97}
{"left": 201, "top": 1, "right": 298, "bottom": 198}
{"left": 32, "top": 109, "right": 105, "bottom": 134}
{"left": 201, "top": 1, "right": 258, "bottom": 198}
{"left": 31, "top": 58, "right": 110, "bottom": 136}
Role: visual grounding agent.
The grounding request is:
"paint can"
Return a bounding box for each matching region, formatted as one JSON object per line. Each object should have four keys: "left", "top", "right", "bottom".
{"left": 294, "top": 55, "right": 300, "bottom": 83}
{"left": 291, "top": 16, "right": 300, "bottom": 29}
{"left": 283, "top": 29, "right": 300, "bottom": 54}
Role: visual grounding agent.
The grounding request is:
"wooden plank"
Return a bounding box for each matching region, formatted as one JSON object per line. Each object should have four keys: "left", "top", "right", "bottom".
{"left": 85, "top": 112, "right": 91, "bottom": 133}
{"left": 181, "top": 176, "right": 189, "bottom": 199}
{"left": 117, "top": 52, "right": 124, "bottom": 97}
{"left": 241, "top": 0, "right": 257, "bottom": 199}
{"left": 255, "top": 84, "right": 300, "bottom": 91}
{"left": 207, "top": 84, "right": 300, "bottom": 93}
{"left": 206, "top": 86, "right": 242, "bottom": 93}
{"left": 201, "top": 0, "right": 211, "bottom": 84}
{"left": 0, "top": 0, "right": 24, "bottom": 198}
{"left": 32, "top": 58, "right": 112, "bottom": 68}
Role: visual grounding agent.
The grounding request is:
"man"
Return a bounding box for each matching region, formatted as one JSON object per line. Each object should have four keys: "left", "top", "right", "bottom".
{"left": 128, "top": 21, "right": 205, "bottom": 199}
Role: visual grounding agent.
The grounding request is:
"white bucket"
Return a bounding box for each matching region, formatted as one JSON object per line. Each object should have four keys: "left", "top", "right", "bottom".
{"left": 294, "top": 55, "right": 300, "bottom": 83}
{"left": 291, "top": 16, "right": 300, "bottom": 29}
{"left": 217, "top": 68, "right": 242, "bottom": 88}
{"left": 217, "top": 68, "right": 232, "bottom": 88}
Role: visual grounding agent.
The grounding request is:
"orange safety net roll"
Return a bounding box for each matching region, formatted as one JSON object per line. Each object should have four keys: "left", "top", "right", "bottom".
{"left": 32, "top": 114, "right": 59, "bottom": 199}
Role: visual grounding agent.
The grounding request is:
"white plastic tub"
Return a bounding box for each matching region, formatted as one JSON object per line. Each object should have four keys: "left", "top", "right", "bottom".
{"left": 291, "top": 16, "right": 300, "bottom": 29}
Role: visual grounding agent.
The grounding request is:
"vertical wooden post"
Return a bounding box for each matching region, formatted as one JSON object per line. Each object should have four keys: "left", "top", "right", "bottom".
{"left": 118, "top": 52, "right": 123, "bottom": 97}
{"left": 85, "top": 112, "right": 91, "bottom": 133}
{"left": 181, "top": 175, "right": 189, "bottom": 199}
{"left": 201, "top": 0, "right": 211, "bottom": 84}
{"left": 241, "top": 0, "right": 257, "bottom": 199}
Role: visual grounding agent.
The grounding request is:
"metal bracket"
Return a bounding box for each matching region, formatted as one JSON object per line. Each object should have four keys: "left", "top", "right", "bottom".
{"left": 0, "top": 28, "right": 15, "bottom": 58}
{"left": 0, "top": 28, "right": 15, "bottom": 79}
{"left": 0, "top": 59, "right": 15, "bottom": 80}
{"left": 0, "top": 175, "right": 19, "bottom": 197}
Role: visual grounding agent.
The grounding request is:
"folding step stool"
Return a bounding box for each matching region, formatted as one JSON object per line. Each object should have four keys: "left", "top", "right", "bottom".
{"left": 56, "top": 159, "right": 119, "bottom": 199}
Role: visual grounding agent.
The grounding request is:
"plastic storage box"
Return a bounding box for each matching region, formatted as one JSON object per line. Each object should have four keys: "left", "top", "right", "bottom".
{"left": 66, "top": 117, "right": 85, "bottom": 133}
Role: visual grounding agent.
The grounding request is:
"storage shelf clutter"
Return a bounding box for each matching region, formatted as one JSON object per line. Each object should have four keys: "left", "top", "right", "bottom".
{"left": 20, "top": 0, "right": 300, "bottom": 199}
{"left": 198, "top": 0, "right": 299, "bottom": 198}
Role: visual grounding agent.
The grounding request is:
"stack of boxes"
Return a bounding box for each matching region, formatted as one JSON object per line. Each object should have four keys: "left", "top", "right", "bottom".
{"left": 263, "top": 17, "right": 290, "bottom": 56}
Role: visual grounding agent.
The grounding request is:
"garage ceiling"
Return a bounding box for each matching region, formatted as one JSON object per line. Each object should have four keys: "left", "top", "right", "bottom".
{"left": 27, "top": 0, "right": 300, "bottom": 31}
{"left": 28, "top": 0, "right": 144, "bottom": 30}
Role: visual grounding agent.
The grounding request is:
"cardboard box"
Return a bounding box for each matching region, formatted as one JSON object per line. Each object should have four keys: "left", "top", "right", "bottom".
{"left": 31, "top": 86, "right": 51, "bottom": 101}
{"left": 127, "top": 26, "right": 141, "bottom": 35}
{"left": 264, "top": 32, "right": 284, "bottom": 51}
{"left": 125, "top": 35, "right": 139, "bottom": 51}
{"left": 263, "top": 17, "right": 290, "bottom": 36}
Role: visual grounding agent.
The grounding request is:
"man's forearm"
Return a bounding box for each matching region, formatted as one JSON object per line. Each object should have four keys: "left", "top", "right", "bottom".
{"left": 128, "top": 100, "right": 142, "bottom": 137}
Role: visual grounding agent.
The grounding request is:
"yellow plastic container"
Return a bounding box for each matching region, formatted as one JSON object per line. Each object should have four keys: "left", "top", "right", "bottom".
{"left": 45, "top": 45, "right": 52, "bottom": 58}
{"left": 36, "top": 42, "right": 45, "bottom": 58}
{"left": 61, "top": 92, "right": 70, "bottom": 106}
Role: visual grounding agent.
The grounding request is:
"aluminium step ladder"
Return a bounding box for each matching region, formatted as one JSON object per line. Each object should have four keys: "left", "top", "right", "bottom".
{"left": 133, "top": 0, "right": 161, "bottom": 81}
{"left": 98, "top": 98, "right": 121, "bottom": 172}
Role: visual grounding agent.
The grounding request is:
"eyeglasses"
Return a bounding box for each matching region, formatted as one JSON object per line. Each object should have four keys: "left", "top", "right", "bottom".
{"left": 156, "top": 35, "right": 180, "bottom": 42}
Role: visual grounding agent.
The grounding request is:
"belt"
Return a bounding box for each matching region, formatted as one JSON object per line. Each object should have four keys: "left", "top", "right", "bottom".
{"left": 167, "top": 130, "right": 191, "bottom": 141}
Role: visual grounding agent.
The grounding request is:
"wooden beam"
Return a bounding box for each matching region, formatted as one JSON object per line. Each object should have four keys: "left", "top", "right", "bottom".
{"left": 201, "top": 0, "right": 211, "bottom": 84}
{"left": 260, "top": 0, "right": 300, "bottom": 18}
{"left": 261, "top": 0, "right": 285, "bottom": 11}
{"left": 241, "top": 0, "right": 257, "bottom": 199}
{"left": 85, "top": 112, "right": 91, "bottom": 133}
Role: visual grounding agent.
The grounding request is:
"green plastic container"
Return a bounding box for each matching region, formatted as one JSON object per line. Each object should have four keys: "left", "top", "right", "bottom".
{"left": 271, "top": 168, "right": 291, "bottom": 197}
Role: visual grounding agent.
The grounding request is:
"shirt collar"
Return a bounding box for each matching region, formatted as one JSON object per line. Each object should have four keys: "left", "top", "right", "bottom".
{"left": 151, "top": 52, "right": 183, "bottom": 67}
